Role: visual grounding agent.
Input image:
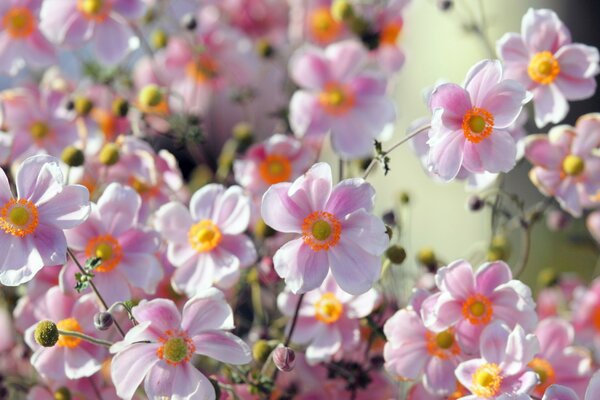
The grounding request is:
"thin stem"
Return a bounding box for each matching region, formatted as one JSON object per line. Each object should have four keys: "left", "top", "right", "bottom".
{"left": 362, "top": 124, "right": 430, "bottom": 180}
{"left": 338, "top": 158, "right": 344, "bottom": 182}
{"left": 284, "top": 294, "right": 304, "bottom": 347}
{"left": 67, "top": 248, "right": 126, "bottom": 337}
{"left": 57, "top": 329, "right": 114, "bottom": 348}
{"left": 513, "top": 223, "right": 531, "bottom": 279}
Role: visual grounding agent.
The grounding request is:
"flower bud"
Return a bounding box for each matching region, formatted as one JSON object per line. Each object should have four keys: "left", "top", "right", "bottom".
{"left": 385, "top": 245, "right": 406, "bottom": 265}
{"left": 417, "top": 247, "right": 436, "bottom": 267}
{"left": 138, "top": 85, "right": 163, "bottom": 108}
{"left": 74, "top": 96, "right": 93, "bottom": 116}
{"left": 399, "top": 192, "right": 410, "bottom": 205}
{"left": 487, "top": 235, "right": 509, "bottom": 261}
{"left": 61, "top": 146, "right": 85, "bottom": 167}
{"left": 94, "top": 311, "right": 114, "bottom": 331}
{"left": 54, "top": 387, "right": 71, "bottom": 400}
{"left": 537, "top": 268, "right": 559, "bottom": 288}
{"left": 273, "top": 345, "right": 295, "bottom": 372}
{"left": 467, "top": 195, "right": 484, "bottom": 211}
{"left": 437, "top": 0, "right": 453, "bottom": 10}
{"left": 252, "top": 339, "right": 274, "bottom": 363}
{"left": 151, "top": 29, "right": 168, "bottom": 49}
{"left": 382, "top": 210, "right": 397, "bottom": 227}
{"left": 256, "top": 39, "right": 274, "bottom": 58}
{"left": 331, "top": 0, "right": 354, "bottom": 21}
{"left": 34, "top": 320, "right": 59, "bottom": 347}
{"left": 181, "top": 13, "right": 197, "bottom": 30}
{"left": 112, "top": 98, "right": 129, "bottom": 117}
{"left": 233, "top": 122, "right": 254, "bottom": 147}
{"left": 99, "top": 143, "right": 120, "bottom": 166}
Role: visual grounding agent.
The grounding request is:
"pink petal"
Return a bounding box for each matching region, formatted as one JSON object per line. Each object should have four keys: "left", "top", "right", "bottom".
{"left": 544, "top": 385, "right": 579, "bottom": 400}
{"left": 218, "top": 234, "right": 256, "bottom": 268}
{"left": 24, "top": 32, "right": 57, "bottom": 67}
{"left": 189, "top": 184, "right": 223, "bottom": 222}
{"left": 16, "top": 154, "right": 63, "bottom": 204}
{"left": 503, "top": 325, "right": 539, "bottom": 376}
{"left": 522, "top": 8, "right": 571, "bottom": 54}
{"left": 421, "top": 292, "right": 462, "bottom": 332}
{"left": 535, "top": 317, "right": 573, "bottom": 358}
{"left": 423, "top": 357, "right": 458, "bottom": 395}
{"left": 429, "top": 83, "right": 471, "bottom": 130}
{"left": 261, "top": 183, "right": 307, "bottom": 233}
{"left": 346, "top": 288, "right": 379, "bottom": 318}
{"left": 213, "top": 186, "right": 250, "bottom": 235}
{"left": 305, "top": 325, "right": 341, "bottom": 364}
{"left": 328, "top": 236, "right": 381, "bottom": 295}
{"left": 64, "top": 346, "right": 103, "bottom": 379}
{"left": 479, "top": 321, "right": 509, "bottom": 365}
{"left": 383, "top": 340, "right": 429, "bottom": 379}
{"left": 340, "top": 210, "right": 388, "bottom": 256}
{"left": 37, "top": 185, "right": 90, "bottom": 229}
{"left": 154, "top": 202, "right": 193, "bottom": 245}
{"left": 464, "top": 60, "right": 503, "bottom": 106}
{"left": 192, "top": 330, "right": 251, "bottom": 364}
{"left": 325, "top": 40, "right": 367, "bottom": 82}
{"left": 289, "top": 316, "right": 321, "bottom": 344}
{"left": 181, "top": 288, "right": 234, "bottom": 334}
{"left": 31, "top": 346, "right": 67, "bottom": 381}
{"left": 92, "top": 17, "right": 131, "bottom": 66}
{"left": 427, "top": 127, "right": 465, "bottom": 181}
{"left": 290, "top": 46, "right": 331, "bottom": 90}
{"left": 132, "top": 298, "right": 181, "bottom": 336}
{"left": 0, "top": 168, "right": 12, "bottom": 204}
{"left": 481, "top": 80, "right": 529, "bottom": 128}
{"left": 113, "top": 0, "right": 146, "bottom": 19}
{"left": 572, "top": 115, "right": 600, "bottom": 156}
{"left": 497, "top": 33, "right": 530, "bottom": 65}
{"left": 111, "top": 343, "right": 161, "bottom": 400}
{"left": 436, "top": 260, "right": 475, "bottom": 300}
{"left": 475, "top": 261, "right": 513, "bottom": 297}
{"left": 97, "top": 183, "right": 140, "bottom": 236}
{"left": 455, "top": 358, "right": 486, "bottom": 391}
{"left": 144, "top": 363, "right": 215, "bottom": 400}
{"left": 524, "top": 134, "right": 565, "bottom": 169}
{"left": 533, "top": 80, "right": 568, "bottom": 128}
{"left": 476, "top": 130, "right": 518, "bottom": 173}
{"left": 585, "top": 371, "right": 600, "bottom": 400}
{"left": 289, "top": 91, "right": 329, "bottom": 138}
{"left": 273, "top": 238, "right": 329, "bottom": 294}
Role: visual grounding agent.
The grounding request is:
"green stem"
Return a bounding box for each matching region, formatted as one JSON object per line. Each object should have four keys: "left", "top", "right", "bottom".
{"left": 57, "top": 329, "right": 114, "bottom": 348}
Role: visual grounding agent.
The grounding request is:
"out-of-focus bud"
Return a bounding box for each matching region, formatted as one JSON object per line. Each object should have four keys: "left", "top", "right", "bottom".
{"left": 54, "top": 387, "right": 71, "bottom": 400}
{"left": 138, "top": 84, "right": 163, "bottom": 108}
{"left": 467, "top": 195, "right": 484, "bottom": 211}
{"left": 181, "top": 13, "right": 197, "bottom": 30}
{"left": 94, "top": 312, "right": 114, "bottom": 331}
{"left": 252, "top": 339, "right": 274, "bottom": 363}
{"left": 537, "top": 268, "right": 559, "bottom": 288}
{"left": 255, "top": 219, "right": 276, "bottom": 240}
{"left": 61, "top": 146, "right": 85, "bottom": 167}
{"left": 382, "top": 210, "right": 397, "bottom": 227}
{"left": 273, "top": 345, "right": 295, "bottom": 372}
{"left": 232, "top": 122, "right": 254, "bottom": 152}
{"left": 437, "top": 0, "right": 453, "bottom": 10}
{"left": 256, "top": 39, "right": 275, "bottom": 58}
{"left": 399, "top": 192, "right": 410, "bottom": 205}
{"left": 417, "top": 247, "right": 436, "bottom": 268}
{"left": 112, "top": 98, "right": 129, "bottom": 117}
{"left": 151, "top": 29, "right": 168, "bottom": 49}
{"left": 385, "top": 245, "right": 406, "bottom": 265}
{"left": 487, "top": 235, "right": 510, "bottom": 261}
{"left": 74, "top": 96, "right": 94, "bottom": 116}
{"left": 34, "top": 320, "right": 59, "bottom": 347}
{"left": 331, "top": 0, "right": 354, "bottom": 22}
{"left": 99, "top": 143, "right": 120, "bottom": 166}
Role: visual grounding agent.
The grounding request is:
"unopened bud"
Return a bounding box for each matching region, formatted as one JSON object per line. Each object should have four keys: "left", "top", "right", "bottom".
{"left": 94, "top": 312, "right": 114, "bottom": 331}
{"left": 252, "top": 339, "right": 274, "bottom": 363}
{"left": 467, "top": 195, "right": 484, "bottom": 211}
{"left": 385, "top": 245, "right": 406, "bottom": 265}
{"left": 382, "top": 210, "right": 397, "bottom": 227}
{"left": 399, "top": 192, "right": 410, "bottom": 205}
{"left": 331, "top": 0, "right": 354, "bottom": 21}
{"left": 34, "top": 320, "right": 59, "bottom": 347}
{"left": 112, "top": 98, "right": 129, "bottom": 117}
{"left": 74, "top": 96, "right": 93, "bottom": 116}
{"left": 54, "top": 387, "right": 71, "bottom": 400}
{"left": 138, "top": 84, "right": 163, "bottom": 108}
{"left": 273, "top": 345, "right": 295, "bottom": 372}
{"left": 99, "top": 143, "right": 120, "bottom": 166}
{"left": 437, "top": 0, "right": 453, "bottom": 11}
{"left": 61, "top": 146, "right": 85, "bottom": 167}
{"left": 256, "top": 39, "right": 274, "bottom": 58}
{"left": 151, "top": 29, "right": 168, "bottom": 49}
{"left": 417, "top": 247, "right": 436, "bottom": 267}
{"left": 182, "top": 13, "right": 197, "bottom": 30}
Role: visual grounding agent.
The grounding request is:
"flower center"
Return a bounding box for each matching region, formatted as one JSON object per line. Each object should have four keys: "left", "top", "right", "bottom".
{"left": 425, "top": 328, "right": 460, "bottom": 359}
{"left": 91, "top": 109, "right": 117, "bottom": 140}
{"left": 314, "top": 292, "right": 343, "bottom": 323}
{"left": 2, "top": 7, "right": 36, "bottom": 38}
{"left": 186, "top": 55, "right": 219, "bottom": 84}
{"left": 302, "top": 211, "right": 341, "bottom": 251}
{"left": 157, "top": 330, "right": 196, "bottom": 366}
{"left": 309, "top": 7, "right": 342, "bottom": 44}
{"left": 462, "top": 107, "right": 494, "bottom": 143}
{"left": 528, "top": 51, "right": 560, "bottom": 85}
{"left": 528, "top": 357, "right": 556, "bottom": 396}
{"left": 380, "top": 22, "right": 402, "bottom": 45}
{"left": 30, "top": 121, "right": 50, "bottom": 140}
{"left": 319, "top": 82, "right": 355, "bottom": 116}
{"left": 259, "top": 154, "right": 292, "bottom": 185}
{"left": 0, "top": 199, "right": 39, "bottom": 237}
{"left": 77, "top": 0, "right": 110, "bottom": 21}
{"left": 188, "top": 219, "right": 222, "bottom": 253}
{"left": 56, "top": 318, "right": 82, "bottom": 348}
{"left": 461, "top": 294, "right": 493, "bottom": 325}
{"left": 562, "top": 155, "right": 585, "bottom": 177}
{"left": 84, "top": 235, "right": 123, "bottom": 272}
{"left": 471, "top": 363, "right": 502, "bottom": 398}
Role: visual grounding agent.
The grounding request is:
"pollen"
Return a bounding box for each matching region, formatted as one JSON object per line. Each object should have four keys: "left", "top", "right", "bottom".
{"left": 314, "top": 292, "right": 343, "bottom": 324}
{"left": 56, "top": 318, "right": 83, "bottom": 349}
{"left": 302, "top": 211, "right": 341, "bottom": 251}
{"left": 188, "top": 219, "right": 222, "bottom": 253}
{"left": 562, "top": 154, "right": 585, "bottom": 177}
{"left": 77, "top": 0, "right": 110, "bottom": 21}
{"left": 156, "top": 330, "right": 196, "bottom": 366}
{"left": 461, "top": 294, "right": 493, "bottom": 325}
{"left": 528, "top": 357, "right": 556, "bottom": 396}
{"left": 528, "top": 51, "right": 560, "bottom": 85}
{"left": 425, "top": 329, "right": 460, "bottom": 359}
{"left": 259, "top": 154, "right": 292, "bottom": 185}
{"left": 309, "top": 7, "right": 342, "bottom": 44}
{"left": 0, "top": 198, "right": 39, "bottom": 237}
{"left": 471, "top": 363, "right": 502, "bottom": 398}
{"left": 380, "top": 22, "right": 402, "bottom": 46}
{"left": 30, "top": 121, "right": 50, "bottom": 140}
{"left": 3, "top": 7, "right": 36, "bottom": 39}
{"left": 462, "top": 107, "right": 494, "bottom": 143}
{"left": 319, "top": 82, "right": 355, "bottom": 116}
{"left": 85, "top": 235, "right": 123, "bottom": 272}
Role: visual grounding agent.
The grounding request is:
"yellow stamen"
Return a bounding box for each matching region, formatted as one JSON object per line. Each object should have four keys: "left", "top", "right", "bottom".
{"left": 528, "top": 51, "right": 560, "bottom": 85}
{"left": 188, "top": 220, "right": 222, "bottom": 253}
{"left": 314, "top": 292, "right": 343, "bottom": 324}
{"left": 301, "top": 211, "right": 341, "bottom": 251}
{"left": 0, "top": 199, "right": 39, "bottom": 237}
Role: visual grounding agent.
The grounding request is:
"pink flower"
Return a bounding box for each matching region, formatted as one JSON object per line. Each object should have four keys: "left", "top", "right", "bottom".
{"left": 529, "top": 318, "right": 591, "bottom": 398}
{"left": 61, "top": 183, "right": 163, "bottom": 306}
{"left": 497, "top": 8, "right": 600, "bottom": 127}
{"left": 0, "top": 155, "right": 90, "bottom": 286}
{"left": 155, "top": 183, "right": 256, "bottom": 296}
{"left": 3, "top": 84, "right": 78, "bottom": 160}
{"left": 524, "top": 114, "right": 600, "bottom": 217}
{"left": 455, "top": 322, "right": 539, "bottom": 399}
{"left": 234, "top": 134, "right": 315, "bottom": 197}
{"left": 0, "top": 0, "right": 56, "bottom": 75}
{"left": 427, "top": 60, "right": 530, "bottom": 181}
{"left": 40, "top": 0, "right": 146, "bottom": 65}
{"left": 587, "top": 211, "right": 600, "bottom": 245}
{"left": 110, "top": 289, "right": 251, "bottom": 400}
{"left": 571, "top": 278, "right": 600, "bottom": 360}
{"left": 421, "top": 260, "right": 537, "bottom": 353}
{"left": 541, "top": 371, "right": 600, "bottom": 400}
{"left": 277, "top": 272, "right": 379, "bottom": 364}
{"left": 289, "top": 40, "right": 395, "bottom": 159}
{"left": 384, "top": 289, "right": 463, "bottom": 396}
{"left": 261, "top": 162, "right": 389, "bottom": 295}
{"left": 24, "top": 286, "right": 106, "bottom": 381}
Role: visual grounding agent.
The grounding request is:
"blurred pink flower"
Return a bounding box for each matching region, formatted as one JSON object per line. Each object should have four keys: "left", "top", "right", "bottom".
{"left": 421, "top": 260, "right": 537, "bottom": 353}
{"left": 278, "top": 272, "right": 379, "bottom": 364}
{"left": 427, "top": 60, "right": 530, "bottom": 181}
{"left": 541, "top": 371, "right": 600, "bottom": 400}
{"left": 571, "top": 278, "right": 600, "bottom": 361}
{"left": 155, "top": 183, "right": 256, "bottom": 296}
{"left": 40, "top": 0, "right": 146, "bottom": 65}
{"left": 62, "top": 183, "right": 163, "bottom": 306}
{"left": 24, "top": 286, "right": 105, "bottom": 381}
{"left": 289, "top": 40, "right": 395, "bottom": 159}
{"left": 497, "top": 8, "right": 600, "bottom": 127}
{"left": 110, "top": 289, "right": 251, "bottom": 400}
{"left": 261, "top": 162, "right": 389, "bottom": 295}
{"left": 0, "top": 155, "right": 90, "bottom": 286}
{"left": 234, "top": 134, "right": 315, "bottom": 197}
{"left": 384, "top": 289, "right": 463, "bottom": 396}
{"left": 455, "top": 322, "right": 539, "bottom": 399}
{"left": 524, "top": 114, "right": 600, "bottom": 217}
{"left": 0, "top": 0, "right": 56, "bottom": 75}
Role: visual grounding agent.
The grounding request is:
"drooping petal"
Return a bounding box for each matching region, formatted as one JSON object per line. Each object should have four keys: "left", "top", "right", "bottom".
{"left": 192, "top": 330, "right": 251, "bottom": 365}
{"left": 111, "top": 343, "right": 161, "bottom": 400}
{"left": 273, "top": 238, "right": 329, "bottom": 294}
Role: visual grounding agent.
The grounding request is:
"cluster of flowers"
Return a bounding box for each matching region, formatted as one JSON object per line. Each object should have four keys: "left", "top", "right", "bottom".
{"left": 0, "top": 0, "right": 600, "bottom": 399}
